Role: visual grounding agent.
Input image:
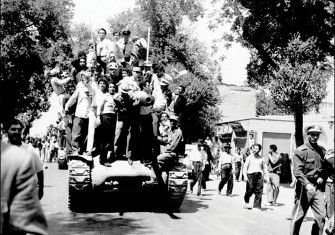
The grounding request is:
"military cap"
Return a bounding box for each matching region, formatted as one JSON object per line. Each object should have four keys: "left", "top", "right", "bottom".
{"left": 307, "top": 125, "right": 322, "bottom": 133}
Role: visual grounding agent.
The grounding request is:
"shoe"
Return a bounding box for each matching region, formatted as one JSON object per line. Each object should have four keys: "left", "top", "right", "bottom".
{"left": 253, "top": 208, "right": 262, "bottom": 212}
{"left": 265, "top": 202, "right": 273, "bottom": 206}
{"left": 217, "top": 190, "right": 221, "bottom": 195}
{"left": 197, "top": 193, "right": 201, "bottom": 196}
{"left": 243, "top": 204, "right": 252, "bottom": 209}
{"left": 128, "top": 159, "right": 133, "bottom": 165}
{"left": 226, "top": 194, "right": 232, "bottom": 197}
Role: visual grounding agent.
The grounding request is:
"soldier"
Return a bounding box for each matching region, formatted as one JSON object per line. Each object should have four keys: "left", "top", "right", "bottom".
{"left": 290, "top": 125, "right": 327, "bottom": 235}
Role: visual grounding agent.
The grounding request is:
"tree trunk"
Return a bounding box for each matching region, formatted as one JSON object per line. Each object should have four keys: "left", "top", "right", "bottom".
{"left": 293, "top": 107, "right": 304, "bottom": 147}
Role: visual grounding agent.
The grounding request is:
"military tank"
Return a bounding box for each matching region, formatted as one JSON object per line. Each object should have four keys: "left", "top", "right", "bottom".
{"left": 68, "top": 154, "right": 188, "bottom": 213}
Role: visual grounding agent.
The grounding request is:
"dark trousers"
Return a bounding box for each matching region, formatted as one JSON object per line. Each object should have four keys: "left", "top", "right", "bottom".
{"left": 64, "top": 114, "right": 73, "bottom": 154}
{"left": 157, "top": 152, "right": 177, "bottom": 171}
{"left": 139, "top": 114, "right": 153, "bottom": 164}
{"left": 114, "top": 117, "right": 140, "bottom": 160}
{"left": 202, "top": 164, "right": 211, "bottom": 181}
{"left": 218, "top": 164, "right": 233, "bottom": 195}
{"left": 96, "top": 113, "right": 116, "bottom": 163}
{"left": 290, "top": 183, "right": 326, "bottom": 235}
{"left": 71, "top": 117, "right": 89, "bottom": 154}
{"left": 235, "top": 161, "right": 242, "bottom": 180}
{"left": 190, "top": 162, "right": 203, "bottom": 195}
{"left": 58, "top": 129, "right": 66, "bottom": 149}
{"left": 244, "top": 172, "right": 263, "bottom": 208}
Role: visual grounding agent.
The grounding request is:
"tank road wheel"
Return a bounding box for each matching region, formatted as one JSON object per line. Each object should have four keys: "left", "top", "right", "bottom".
{"left": 167, "top": 169, "right": 188, "bottom": 212}
{"left": 68, "top": 159, "right": 92, "bottom": 212}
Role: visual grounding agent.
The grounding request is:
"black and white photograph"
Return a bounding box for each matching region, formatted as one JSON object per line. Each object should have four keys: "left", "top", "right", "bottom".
{"left": 1, "top": 0, "right": 334, "bottom": 234}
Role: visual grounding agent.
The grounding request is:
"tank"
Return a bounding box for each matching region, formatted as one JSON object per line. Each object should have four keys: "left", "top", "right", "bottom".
{"left": 68, "top": 155, "right": 188, "bottom": 213}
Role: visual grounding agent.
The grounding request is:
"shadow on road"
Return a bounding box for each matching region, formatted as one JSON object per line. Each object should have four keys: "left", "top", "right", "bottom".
{"left": 46, "top": 212, "right": 149, "bottom": 235}
{"left": 180, "top": 195, "right": 209, "bottom": 213}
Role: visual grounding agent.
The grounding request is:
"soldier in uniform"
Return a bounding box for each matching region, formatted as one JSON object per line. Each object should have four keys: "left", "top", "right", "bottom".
{"left": 290, "top": 125, "right": 327, "bottom": 235}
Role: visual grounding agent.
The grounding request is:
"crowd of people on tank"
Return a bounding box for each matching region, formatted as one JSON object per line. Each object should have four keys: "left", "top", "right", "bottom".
{"left": 46, "top": 28, "right": 187, "bottom": 174}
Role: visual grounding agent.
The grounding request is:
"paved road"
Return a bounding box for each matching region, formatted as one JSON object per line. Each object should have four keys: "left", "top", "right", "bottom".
{"left": 41, "top": 163, "right": 313, "bottom": 235}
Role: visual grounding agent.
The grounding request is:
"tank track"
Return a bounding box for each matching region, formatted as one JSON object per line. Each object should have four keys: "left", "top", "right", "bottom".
{"left": 68, "top": 159, "right": 92, "bottom": 212}
{"left": 167, "top": 166, "right": 188, "bottom": 212}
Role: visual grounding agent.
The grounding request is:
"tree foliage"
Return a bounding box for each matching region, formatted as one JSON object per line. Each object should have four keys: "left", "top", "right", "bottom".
{"left": 256, "top": 90, "right": 288, "bottom": 116}
{"left": 136, "top": 0, "right": 206, "bottom": 74}
{"left": 215, "top": 0, "right": 334, "bottom": 146}
{"left": 70, "top": 23, "right": 94, "bottom": 58}
{"left": 133, "top": 0, "right": 221, "bottom": 141}
{"left": 167, "top": 63, "right": 221, "bottom": 141}
{"left": 107, "top": 8, "right": 149, "bottom": 39}
{"left": 0, "top": 0, "right": 74, "bottom": 127}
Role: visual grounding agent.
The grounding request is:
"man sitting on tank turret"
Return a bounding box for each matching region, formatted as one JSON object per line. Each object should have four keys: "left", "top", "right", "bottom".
{"left": 156, "top": 115, "right": 184, "bottom": 182}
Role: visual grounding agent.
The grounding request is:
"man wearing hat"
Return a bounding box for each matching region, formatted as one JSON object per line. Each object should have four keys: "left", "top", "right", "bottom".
{"left": 113, "top": 81, "right": 140, "bottom": 165}
{"left": 106, "top": 62, "right": 122, "bottom": 88}
{"left": 290, "top": 125, "right": 327, "bottom": 235}
{"left": 118, "top": 66, "right": 141, "bottom": 93}
{"left": 157, "top": 114, "right": 184, "bottom": 179}
{"left": 117, "top": 30, "right": 133, "bottom": 58}
{"left": 217, "top": 142, "right": 235, "bottom": 196}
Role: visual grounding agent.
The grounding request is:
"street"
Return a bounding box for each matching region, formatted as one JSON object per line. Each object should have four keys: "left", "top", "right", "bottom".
{"left": 41, "top": 163, "right": 313, "bottom": 235}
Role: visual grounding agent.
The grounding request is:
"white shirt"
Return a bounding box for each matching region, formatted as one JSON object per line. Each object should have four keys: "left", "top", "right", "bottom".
{"left": 65, "top": 82, "right": 92, "bottom": 118}
{"left": 234, "top": 153, "right": 243, "bottom": 163}
{"left": 96, "top": 38, "right": 115, "bottom": 59}
{"left": 243, "top": 153, "right": 269, "bottom": 176}
{"left": 50, "top": 76, "right": 72, "bottom": 95}
{"left": 218, "top": 151, "right": 235, "bottom": 170}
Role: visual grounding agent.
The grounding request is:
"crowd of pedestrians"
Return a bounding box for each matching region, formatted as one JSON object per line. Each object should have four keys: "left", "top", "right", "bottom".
{"left": 185, "top": 125, "right": 334, "bottom": 234}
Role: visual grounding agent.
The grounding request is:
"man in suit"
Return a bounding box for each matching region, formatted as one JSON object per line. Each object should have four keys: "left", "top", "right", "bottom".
{"left": 1, "top": 141, "right": 48, "bottom": 234}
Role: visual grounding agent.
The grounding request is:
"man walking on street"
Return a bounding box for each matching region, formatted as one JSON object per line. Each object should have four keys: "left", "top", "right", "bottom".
{"left": 290, "top": 125, "right": 327, "bottom": 235}
{"left": 217, "top": 143, "right": 235, "bottom": 196}
{"left": 243, "top": 143, "right": 269, "bottom": 211}
{"left": 234, "top": 147, "right": 243, "bottom": 181}
{"left": 189, "top": 141, "right": 207, "bottom": 196}
{"left": 265, "top": 144, "right": 281, "bottom": 206}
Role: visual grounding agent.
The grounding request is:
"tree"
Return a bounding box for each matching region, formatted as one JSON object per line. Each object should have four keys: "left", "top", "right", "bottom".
{"left": 215, "top": 0, "right": 334, "bottom": 146}
{"left": 106, "top": 1, "right": 222, "bottom": 141}
{"left": 70, "top": 23, "right": 94, "bottom": 58}
{"left": 107, "top": 8, "right": 149, "bottom": 39}
{"left": 0, "top": 0, "right": 74, "bottom": 127}
{"left": 136, "top": 0, "right": 206, "bottom": 74}
{"left": 256, "top": 90, "right": 288, "bottom": 116}
{"left": 166, "top": 63, "right": 221, "bottom": 142}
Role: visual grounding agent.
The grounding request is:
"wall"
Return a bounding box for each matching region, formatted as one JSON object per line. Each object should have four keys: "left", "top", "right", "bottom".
{"left": 238, "top": 115, "right": 334, "bottom": 155}
{"left": 217, "top": 84, "right": 256, "bottom": 122}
